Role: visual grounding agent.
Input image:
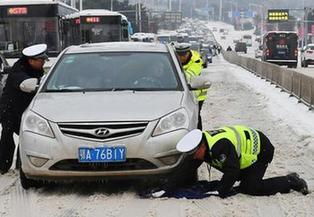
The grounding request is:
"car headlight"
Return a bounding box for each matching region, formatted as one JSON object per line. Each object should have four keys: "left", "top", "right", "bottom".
{"left": 22, "top": 111, "right": 54, "bottom": 138}
{"left": 153, "top": 108, "right": 189, "bottom": 136}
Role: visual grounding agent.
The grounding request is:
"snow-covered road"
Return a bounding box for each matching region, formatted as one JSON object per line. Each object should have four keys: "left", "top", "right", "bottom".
{"left": 1, "top": 53, "right": 313, "bottom": 217}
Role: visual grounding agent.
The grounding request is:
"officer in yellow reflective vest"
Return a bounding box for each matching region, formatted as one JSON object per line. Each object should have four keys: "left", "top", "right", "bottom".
{"left": 174, "top": 43, "right": 207, "bottom": 130}
{"left": 176, "top": 125, "right": 309, "bottom": 198}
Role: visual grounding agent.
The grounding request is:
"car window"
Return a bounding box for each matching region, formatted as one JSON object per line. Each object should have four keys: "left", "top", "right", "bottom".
{"left": 308, "top": 46, "right": 314, "bottom": 50}
{"left": 43, "top": 52, "right": 181, "bottom": 92}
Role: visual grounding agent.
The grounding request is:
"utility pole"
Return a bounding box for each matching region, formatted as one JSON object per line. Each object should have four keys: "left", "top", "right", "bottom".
{"left": 111, "top": 0, "right": 113, "bottom": 11}
{"left": 304, "top": 7, "right": 310, "bottom": 46}
{"left": 249, "top": 3, "right": 265, "bottom": 35}
{"left": 179, "top": 0, "right": 181, "bottom": 12}
{"left": 219, "top": 0, "right": 223, "bottom": 21}
{"left": 138, "top": 0, "right": 142, "bottom": 32}
{"left": 70, "top": 0, "right": 75, "bottom": 8}
{"left": 79, "top": 0, "right": 82, "bottom": 11}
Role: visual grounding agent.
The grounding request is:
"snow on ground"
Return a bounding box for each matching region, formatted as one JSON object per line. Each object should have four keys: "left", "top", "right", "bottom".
{"left": 0, "top": 22, "right": 314, "bottom": 217}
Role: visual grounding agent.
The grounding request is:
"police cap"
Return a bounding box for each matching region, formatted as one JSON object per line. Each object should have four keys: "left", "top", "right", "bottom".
{"left": 22, "top": 44, "right": 49, "bottom": 61}
{"left": 176, "top": 129, "right": 203, "bottom": 153}
{"left": 174, "top": 43, "right": 191, "bottom": 56}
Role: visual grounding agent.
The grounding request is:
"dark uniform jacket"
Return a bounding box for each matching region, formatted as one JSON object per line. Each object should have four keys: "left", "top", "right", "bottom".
{"left": 204, "top": 131, "right": 274, "bottom": 197}
{"left": 0, "top": 58, "right": 43, "bottom": 128}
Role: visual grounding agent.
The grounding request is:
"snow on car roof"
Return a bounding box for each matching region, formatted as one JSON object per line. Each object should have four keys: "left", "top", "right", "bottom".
{"left": 65, "top": 42, "right": 168, "bottom": 54}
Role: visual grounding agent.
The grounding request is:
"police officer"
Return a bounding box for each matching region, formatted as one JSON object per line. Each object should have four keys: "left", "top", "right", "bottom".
{"left": 174, "top": 43, "right": 207, "bottom": 130}
{"left": 176, "top": 126, "right": 309, "bottom": 198}
{"left": 0, "top": 44, "right": 48, "bottom": 174}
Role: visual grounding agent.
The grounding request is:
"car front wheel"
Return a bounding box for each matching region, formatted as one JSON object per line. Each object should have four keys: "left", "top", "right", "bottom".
{"left": 18, "top": 157, "right": 43, "bottom": 189}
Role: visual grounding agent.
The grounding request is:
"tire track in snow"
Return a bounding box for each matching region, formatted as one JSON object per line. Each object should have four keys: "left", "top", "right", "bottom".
{"left": 11, "top": 184, "right": 37, "bottom": 217}
{"left": 0, "top": 173, "right": 18, "bottom": 195}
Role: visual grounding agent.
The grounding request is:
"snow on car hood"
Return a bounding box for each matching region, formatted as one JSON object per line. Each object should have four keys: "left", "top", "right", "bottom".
{"left": 31, "top": 91, "right": 184, "bottom": 122}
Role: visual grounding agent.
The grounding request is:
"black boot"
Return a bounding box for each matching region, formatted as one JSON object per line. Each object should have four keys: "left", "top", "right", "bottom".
{"left": 287, "top": 173, "right": 309, "bottom": 195}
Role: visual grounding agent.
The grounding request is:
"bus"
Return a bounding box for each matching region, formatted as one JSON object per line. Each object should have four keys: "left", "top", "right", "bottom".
{"left": 262, "top": 31, "right": 298, "bottom": 68}
{"left": 242, "top": 34, "right": 252, "bottom": 47}
{"left": 0, "top": 0, "right": 78, "bottom": 58}
{"left": 62, "top": 9, "right": 130, "bottom": 46}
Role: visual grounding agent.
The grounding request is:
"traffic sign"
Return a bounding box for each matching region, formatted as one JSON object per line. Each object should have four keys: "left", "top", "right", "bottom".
{"left": 267, "top": 9, "right": 289, "bottom": 22}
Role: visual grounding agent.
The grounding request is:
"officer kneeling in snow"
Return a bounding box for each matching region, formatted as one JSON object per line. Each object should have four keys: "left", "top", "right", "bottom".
{"left": 0, "top": 44, "right": 48, "bottom": 174}
{"left": 176, "top": 125, "right": 309, "bottom": 198}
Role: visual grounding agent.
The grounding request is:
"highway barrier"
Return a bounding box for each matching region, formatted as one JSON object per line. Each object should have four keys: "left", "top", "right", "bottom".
{"left": 222, "top": 50, "right": 314, "bottom": 110}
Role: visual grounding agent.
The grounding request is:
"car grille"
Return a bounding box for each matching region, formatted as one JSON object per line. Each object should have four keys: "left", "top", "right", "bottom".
{"left": 58, "top": 122, "right": 148, "bottom": 142}
{"left": 49, "top": 159, "right": 157, "bottom": 171}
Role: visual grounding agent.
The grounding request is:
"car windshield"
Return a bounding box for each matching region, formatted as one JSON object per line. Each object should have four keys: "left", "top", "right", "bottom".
{"left": 43, "top": 52, "right": 181, "bottom": 92}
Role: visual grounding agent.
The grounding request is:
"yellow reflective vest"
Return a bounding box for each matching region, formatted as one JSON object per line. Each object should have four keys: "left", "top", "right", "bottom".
{"left": 203, "top": 125, "right": 261, "bottom": 169}
{"left": 183, "top": 50, "right": 207, "bottom": 102}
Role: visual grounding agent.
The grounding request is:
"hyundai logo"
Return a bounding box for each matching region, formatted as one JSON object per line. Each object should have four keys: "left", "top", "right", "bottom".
{"left": 94, "top": 128, "right": 110, "bottom": 138}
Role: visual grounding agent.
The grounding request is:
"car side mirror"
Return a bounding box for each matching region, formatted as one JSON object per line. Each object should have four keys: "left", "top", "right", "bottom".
{"left": 19, "top": 78, "right": 39, "bottom": 93}
{"left": 189, "top": 76, "right": 211, "bottom": 90}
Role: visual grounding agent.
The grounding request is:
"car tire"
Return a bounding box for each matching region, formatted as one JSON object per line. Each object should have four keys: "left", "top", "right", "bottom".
{"left": 171, "top": 155, "right": 200, "bottom": 186}
{"left": 304, "top": 61, "right": 308, "bottom": 67}
{"left": 18, "top": 159, "right": 43, "bottom": 189}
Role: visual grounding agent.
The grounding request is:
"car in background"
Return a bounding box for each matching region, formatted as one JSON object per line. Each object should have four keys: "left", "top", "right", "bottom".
{"left": 301, "top": 44, "right": 314, "bottom": 67}
{"left": 200, "top": 44, "right": 213, "bottom": 67}
{"left": 212, "top": 27, "right": 217, "bottom": 32}
{"left": 242, "top": 35, "right": 252, "bottom": 47}
{"left": 235, "top": 42, "right": 247, "bottom": 53}
{"left": 18, "top": 42, "right": 210, "bottom": 189}
{"left": 220, "top": 36, "right": 226, "bottom": 40}
{"left": 255, "top": 45, "right": 263, "bottom": 58}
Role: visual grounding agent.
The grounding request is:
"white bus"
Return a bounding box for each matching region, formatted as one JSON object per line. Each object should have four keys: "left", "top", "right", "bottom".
{"left": 0, "top": 0, "right": 78, "bottom": 58}
{"left": 62, "top": 9, "right": 131, "bottom": 46}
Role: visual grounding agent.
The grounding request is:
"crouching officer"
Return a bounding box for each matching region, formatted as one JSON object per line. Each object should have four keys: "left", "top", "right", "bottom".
{"left": 174, "top": 43, "right": 207, "bottom": 130}
{"left": 176, "top": 126, "right": 309, "bottom": 198}
{"left": 0, "top": 44, "right": 48, "bottom": 174}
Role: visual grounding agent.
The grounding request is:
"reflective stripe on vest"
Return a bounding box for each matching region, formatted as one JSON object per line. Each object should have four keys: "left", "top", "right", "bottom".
{"left": 225, "top": 126, "right": 241, "bottom": 157}
{"left": 204, "top": 125, "right": 261, "bottom": 169}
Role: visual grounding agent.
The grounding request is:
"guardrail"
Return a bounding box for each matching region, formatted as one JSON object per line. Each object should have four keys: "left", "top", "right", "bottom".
{"left": 222, "top": 50, "right": 314, "bottom": 110}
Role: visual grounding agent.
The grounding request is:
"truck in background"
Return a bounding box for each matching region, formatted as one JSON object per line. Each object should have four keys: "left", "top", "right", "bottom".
{"left": 262, "top": 31, "right": 298, "bottom": 68}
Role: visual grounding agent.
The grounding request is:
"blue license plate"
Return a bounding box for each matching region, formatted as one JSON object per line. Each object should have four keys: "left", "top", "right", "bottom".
{"left": 78, "top": 146, "right": 126, "bottom": 163}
